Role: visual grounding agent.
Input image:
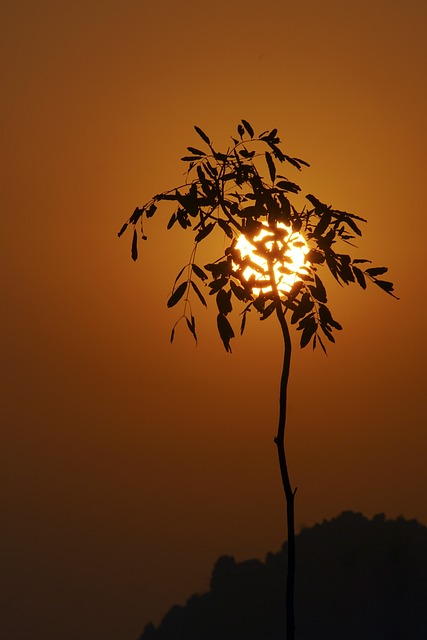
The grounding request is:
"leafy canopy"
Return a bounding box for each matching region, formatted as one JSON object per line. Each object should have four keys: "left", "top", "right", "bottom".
{"left": 119, "top": 120, "right": 397, "bottom": 352}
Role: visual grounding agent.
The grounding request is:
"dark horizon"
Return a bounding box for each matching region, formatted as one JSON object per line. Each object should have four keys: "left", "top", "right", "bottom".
{"left": 141, "top": 511, "right": 427, "bottom": 640}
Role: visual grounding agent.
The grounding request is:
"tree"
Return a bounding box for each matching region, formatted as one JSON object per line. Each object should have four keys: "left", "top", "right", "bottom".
{"left": 119, "top": 121, "right": 397, "bottom": 640}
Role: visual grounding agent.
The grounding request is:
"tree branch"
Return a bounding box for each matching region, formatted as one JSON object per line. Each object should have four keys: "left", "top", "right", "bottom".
{"left": 274, "top": 299, "right": 296, "bottom": 640}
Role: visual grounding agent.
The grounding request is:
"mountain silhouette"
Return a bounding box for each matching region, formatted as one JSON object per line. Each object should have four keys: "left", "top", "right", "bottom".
{"left": 139, "top": 511, "right": 427, "bottom": 640}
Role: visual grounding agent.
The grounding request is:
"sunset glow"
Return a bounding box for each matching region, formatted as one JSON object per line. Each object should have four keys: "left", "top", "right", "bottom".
{"left": 234, "top": 222, "right": 310, "bottom": 296}
{"left": 3, "top": 1, "right": 423, "bottom": 638}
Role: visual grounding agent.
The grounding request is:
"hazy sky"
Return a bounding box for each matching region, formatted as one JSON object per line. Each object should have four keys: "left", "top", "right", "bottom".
{"left": 2, "top": 1, "right": 427, "bottom": 639}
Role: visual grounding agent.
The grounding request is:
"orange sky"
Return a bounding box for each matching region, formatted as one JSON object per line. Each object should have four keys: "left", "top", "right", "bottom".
{"left": 2, "top": 1, "right": 427, "bottom": 639}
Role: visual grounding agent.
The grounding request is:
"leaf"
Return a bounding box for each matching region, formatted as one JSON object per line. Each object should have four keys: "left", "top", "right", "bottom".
{"left": 305, "top": 194, "right": 329, "bottom": 214}
{"left": 186, "top": 316, "right": 198, "bottom": 344}
{"left": 240, "top": 204, "right": 262, "bottom": 218}
{"left": 344, "top": 216, "right": 362, "bottom": 236}
{"left": 218, "top": 218, "right": 234, "bottom": 239}
{"left": 318, "top": 228, "right": 335, "bottom": 251}
{"left": 177, "top": 209, "right": 190, "bottom": 229}
{"left": 167, "top": 281, "right": 187, "bottom": 308}
{"left": 190, "top": 280, "right": 207, "bottom": 307}
{"left": 240, "top": 310, "right": 247, "bottom": 335}
{"left": 277, "top": 193, "right": 291, "bottom": 224}
{"left": 253, "top": 295, "right": 265, "bottom": 312}
{"left": 131, "top": 228, "right": 138, "bottom": 261}
{"left": 314, "top": 274, "right": 327, "bottom": 302}
{"left": 167, "top": 212, "right": 177, "bottom": 229}
{"left": 187, "top": 146, "right": 206, "bottom": 156}
{"left": 291, "top": 292, "right": 313, "bottom": 324}
{"left": 317, "top": 334, "right": 327, "bottom": 355}
{"left": 204, "top": 161, "right": 217, "bottom": 177}
{"left": 332, "top": 318, "right": 343, "bottom": 330}
{"left": 319, "top": 304, "right": 330, "bottom": 326}
{"left": 222, "top": 170, "right": 237, "bottom": 182}
{"left": 319, "top": 304, "right": 342, "bottom": 330}
{"left": 239, "top": 148, "right": 255, "bottom": 159}
{"left": 129, "top": 207, "right": 144, "bottom": 224}
{"left": 366, "top": 266, "right": 389, "bottom": 277}
{"left": 294, "top": 157, "right": 310, "bottom": 167}
{"left": 197, "top": 165, "right": 211, "bottom": 195}
{"left": 305, "top": 248, "right": 325, "bottom": 265}
{"left": 308, "top": 274, "right": 327, "bottom": 303}
{"left": 265, "top": 152, "right": 276, "bottom": 183}
{"left": 194, "top": 221, "right": 215, "bottom": 243}
{"left": 297, "top": 313, "right": 315, "bottom": 330}
{"left": 313, "top": 210, "right": 332, "bottom": 238}
{"left": 238, "top": 123, "right": 245, "bottom": 138}
{"left": 230, "top": 280, "right": 250, "bottom": 302}
{"left": 217, "top": 313, "right": 234, "bottom": 352}
{"left": 173, "top": 265, "right": 187, "bottom": 287}
{"left": 321, "top": 324, "right": 336, "bottom": 343}
{"left": 300, "top": 320, "right": 317, "bottom": 348}
{"left": 176, "top": 186, "right": 198, "bottom": 217}
{"left": 325, "top": 251, "right": 340, "bottom": 284}
{"left": 287, "top": 279, "right": 304, "bottom": 301}
{"left": 194, "top": 126, "right": 210, "bottom": 145}
{"left": 261, "top": 301, "right": 276, "bottom": 320}
{"left": 264, "top": 141, "right": 285, "bottom": 161}
{"left": 338, "top": 254, "right": 355, "bottom": 284}
{"left": 375, "top": 280, "right": 399, "bottom": 298}
{"left": 118, "top": 222, "right": 128, "bottom": 237}
{"left": 241, "top": 119, "right": 254, "bottom": 138}
{"left": 352, "top": 265, "right": 366, "bottom": 289}
{"left": 170, "top": 326, "right": 175, "bottom": 343}
{"left": 208, "top": 276, "right": 229, "bottom": 293}
{"left": 216, "top": 289, "right": 232, "bottom": 315}
{"left": 284, "top": 155, "right": 303, "bottom": 170}
{"left": 146, "top": 203, "right": 157, "bottom": 218}
{"left": 276, "top": 180, "right": 301, "bottom": 194}
{"left": 192, "top": 264, "right": 208, "bottom": 281}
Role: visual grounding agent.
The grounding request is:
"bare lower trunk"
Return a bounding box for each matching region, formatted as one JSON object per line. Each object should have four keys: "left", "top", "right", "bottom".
{"left": 274, "top": 301, "right": 296, "bottom": 640}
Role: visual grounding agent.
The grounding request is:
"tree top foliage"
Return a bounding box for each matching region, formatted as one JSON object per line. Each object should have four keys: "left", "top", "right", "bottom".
{"left": 119, "top": 120, "right": 397, "bottom": 352}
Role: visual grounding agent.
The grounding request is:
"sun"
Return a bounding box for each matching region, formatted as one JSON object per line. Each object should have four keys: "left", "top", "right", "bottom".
{"left": 234, "top": 222, "right": 310, "bottom": 296}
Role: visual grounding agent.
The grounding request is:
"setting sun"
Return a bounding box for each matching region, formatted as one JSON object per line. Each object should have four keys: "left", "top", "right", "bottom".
{"left": 234, "top": 222, "right": 310, "bottom": 296}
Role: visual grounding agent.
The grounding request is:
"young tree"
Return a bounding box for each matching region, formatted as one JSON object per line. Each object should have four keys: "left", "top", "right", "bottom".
{"left": 119, "top": 121, "right": 397, "bottom": 640}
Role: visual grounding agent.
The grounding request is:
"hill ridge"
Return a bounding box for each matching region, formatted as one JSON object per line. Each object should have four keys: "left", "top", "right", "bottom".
{"left": 140, "top": 511, "right": 427, "bottom": 640}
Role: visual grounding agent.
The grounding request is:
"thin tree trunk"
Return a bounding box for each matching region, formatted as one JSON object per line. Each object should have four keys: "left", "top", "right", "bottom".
{"left": 274, "top": 300, "right": 296, "bottom": 640}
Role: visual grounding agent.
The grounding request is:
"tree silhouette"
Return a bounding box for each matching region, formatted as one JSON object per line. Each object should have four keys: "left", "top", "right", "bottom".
{"left": 119, "top": 121, "right": 397, "bottom": 640}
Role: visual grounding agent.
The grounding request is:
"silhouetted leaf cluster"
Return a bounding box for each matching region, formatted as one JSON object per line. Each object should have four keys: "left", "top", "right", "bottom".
{"left": 120, "top": 121, "right": 397, "bottom": 351}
